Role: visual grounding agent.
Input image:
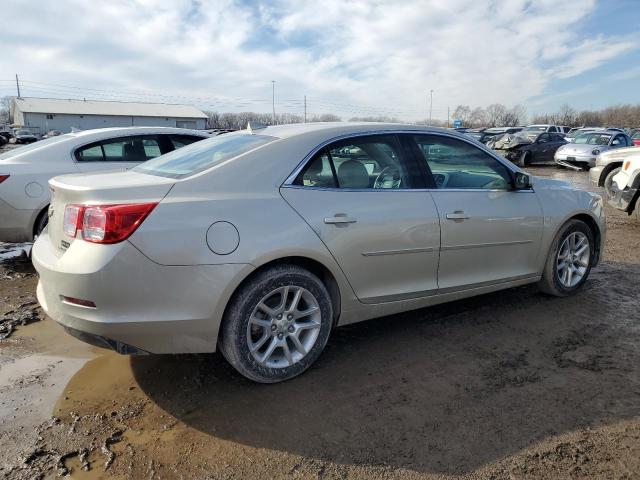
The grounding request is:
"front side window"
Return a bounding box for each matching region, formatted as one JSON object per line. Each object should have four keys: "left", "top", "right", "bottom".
{"left": 294, "top": 135, "right": 416, "bottom": 189}
{"left": 411, "top": 134, "right": 512, "bottom": 190}
{"left": 135, "top": 133, "right": 275, "bottom": 178}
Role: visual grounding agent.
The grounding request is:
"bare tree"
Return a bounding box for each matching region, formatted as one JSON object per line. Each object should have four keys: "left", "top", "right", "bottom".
{"left": 469, "top": 107, "right": 488, "bottom": 127}
{"left": 485, "top": 104, "right": 506, "bottom": 127}
{"left": 452, "top": 105, "right": 472, "bottom": 126}
{"left": 0, "top": 96, "right": 12, "bottom": 124}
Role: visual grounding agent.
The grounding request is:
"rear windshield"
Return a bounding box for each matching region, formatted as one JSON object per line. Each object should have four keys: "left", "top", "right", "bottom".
{"left": 134, "top": 133, "right": 276, "bottom": 178}
{"left": 0, "top": 134, "right": 72, "bottom": 161}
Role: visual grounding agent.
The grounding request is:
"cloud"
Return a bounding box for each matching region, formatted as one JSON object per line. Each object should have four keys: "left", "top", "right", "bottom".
{"left": 0, "top": 0, "right": 637, "bottom": 120}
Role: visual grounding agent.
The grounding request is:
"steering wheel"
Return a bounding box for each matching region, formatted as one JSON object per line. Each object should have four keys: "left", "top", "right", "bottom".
{"left": 374, "top": 166, "right": 402, "bottom": 189}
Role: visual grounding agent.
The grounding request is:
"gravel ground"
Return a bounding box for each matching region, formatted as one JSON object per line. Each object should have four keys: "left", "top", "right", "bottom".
{"left": 0, "top": 164, "right": 639, "bottom": 479}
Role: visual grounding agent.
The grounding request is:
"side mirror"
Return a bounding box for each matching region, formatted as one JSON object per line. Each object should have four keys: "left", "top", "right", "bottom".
{"left": 514, "top": 172, "right": 532, "bottom": 190}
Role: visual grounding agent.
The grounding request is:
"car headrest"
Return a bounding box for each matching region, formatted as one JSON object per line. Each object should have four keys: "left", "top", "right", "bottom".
{"left": 338, "top": 160, "right": 369, "bottom": 189}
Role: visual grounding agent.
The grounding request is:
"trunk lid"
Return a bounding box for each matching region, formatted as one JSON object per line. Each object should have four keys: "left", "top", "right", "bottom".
{"left": 47, "top": 170, "right": 175, "bottom": 257}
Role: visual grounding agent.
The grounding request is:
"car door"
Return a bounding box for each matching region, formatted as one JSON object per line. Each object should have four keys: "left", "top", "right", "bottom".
{"left": 534, "top": 133, "right": 555, "bottom": 162}
{"left": 408, "top": 133, "right": 543, "bottom": 291}
{"left": 280, "top": 134, "right": 441, "bottom": 304}
{"left": 75, "top": 135, "right": 168, "bottom": 173}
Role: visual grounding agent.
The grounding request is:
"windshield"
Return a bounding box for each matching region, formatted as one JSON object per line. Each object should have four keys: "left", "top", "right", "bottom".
{"left": 574, "top": 133, "right": 611, "bottom": 145}
{"left": 574, "top": 133, "right": 612, "bottom": 145}
{"left": 16, "top": 130, "right": 32, "bottom": 135}
{"left": 134, "top": 133, "right": 276, "bottom": 178}
{"left": 523, "top": 126, "right": 547, "bottom": 133}
{"left": 0, "top": 134, "right": 72, "bottom": 160}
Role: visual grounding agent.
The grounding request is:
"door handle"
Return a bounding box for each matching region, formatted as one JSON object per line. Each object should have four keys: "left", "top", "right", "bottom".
{"left": 324, "top": 214, "right": 357, "bottom": 225}
{"left": 446, "top": 211, "right": 469, "bottom": 220}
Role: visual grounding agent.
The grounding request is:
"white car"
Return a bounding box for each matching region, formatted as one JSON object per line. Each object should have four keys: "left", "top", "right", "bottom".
{"left": 0, "top": 127, "right": 210, "bottom": 242}
{"left": 608, "top": 148, "right": 640, "bottom": 221}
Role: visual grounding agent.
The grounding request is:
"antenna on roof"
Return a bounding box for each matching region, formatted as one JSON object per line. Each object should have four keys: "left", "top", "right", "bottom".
{"left": 246, "top": 121, "right": 267, "bottom": 134}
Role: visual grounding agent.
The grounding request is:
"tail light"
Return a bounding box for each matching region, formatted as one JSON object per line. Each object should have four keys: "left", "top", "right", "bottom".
{"left": 63, "top": 203, "right": 157, "bottom": 244}
{"left": 0, "top": 175, "right": 9, "bottom": 184}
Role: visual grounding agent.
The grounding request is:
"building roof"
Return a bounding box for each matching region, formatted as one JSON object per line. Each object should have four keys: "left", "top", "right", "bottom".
{"left": 12, "top": 97, "right": 208, "bottom": 119}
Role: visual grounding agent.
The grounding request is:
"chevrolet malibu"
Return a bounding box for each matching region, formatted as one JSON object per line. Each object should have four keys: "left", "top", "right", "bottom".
{"left": 33, "top": 123, "right": 606, "bottom": 383}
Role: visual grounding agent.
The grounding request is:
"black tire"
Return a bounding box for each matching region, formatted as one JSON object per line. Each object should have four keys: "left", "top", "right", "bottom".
{"left": 518, "top": 151, "right": 530, "bottom": 167}
{"left": 603, "top": 166, "right": 621, "bottom": 198}
{"left": 33, "top": 208, "right": 49, "bottom": 239}
{"left": 538, "top": 219, "right": 595, "bottom": 297}
{"left": 633, "top": 194, "right": 640, "bottom": 222}
{"left": 218, "top": 264, "right": 333, "bottom": 383}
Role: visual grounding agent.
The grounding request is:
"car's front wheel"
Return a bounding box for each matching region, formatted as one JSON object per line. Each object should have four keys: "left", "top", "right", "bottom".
{"left": 538, "top": 219, "right": 595, "bottom": 296}
{"left": 219, "top": 264, "right": 333, "bottom": 383}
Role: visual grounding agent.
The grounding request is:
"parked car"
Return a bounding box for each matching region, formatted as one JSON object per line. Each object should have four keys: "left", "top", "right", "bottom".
{"left": 554, "top": 131, "right": 633, "bottom": 170}
{"left": 463, "top": 128, "right": 489, "bottom": 142}
{"left": 42, "top": 130, "right": 61, "bottom": 139}
{"left": 14, "top": 129, "right": 38, "bottom": 144}
{"left": 589, "top": 146, "right": 640, "bottom": 189}
{"left": 32, "top": 123, "right": 605, "bottom": 383}
{"left": 607, "top": 148, "right": 640, "bottom": 221}
{"left": 0, "top": 127, "right": 210, "bottom": 243}
{"left": 0, "top": 135, "right": 7, "bottom": 147}
{"left": 566, "top": 127, "right": 599, "bottom": 142}
{"left": 519, "top": 124, "right": 565, "bottom": 141}
{"left": 496, "top": 132, "right": 567, "bottom": 166}
{"left": 632, "top": 131, "right": 640, "bottom": 146}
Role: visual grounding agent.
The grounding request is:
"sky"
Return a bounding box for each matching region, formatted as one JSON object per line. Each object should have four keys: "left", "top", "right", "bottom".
{"left": 1, "top": 0, "right": 639, "bottom": 122}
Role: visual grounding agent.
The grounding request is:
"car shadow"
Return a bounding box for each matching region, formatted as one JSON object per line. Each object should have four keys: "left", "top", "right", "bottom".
{"left": 131, "top": 262, "right": 640, "bottom": 475}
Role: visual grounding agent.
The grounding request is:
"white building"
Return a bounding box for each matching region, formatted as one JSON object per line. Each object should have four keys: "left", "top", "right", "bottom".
{"left": 10, "top": 97, "right": 208, "bottom": 134}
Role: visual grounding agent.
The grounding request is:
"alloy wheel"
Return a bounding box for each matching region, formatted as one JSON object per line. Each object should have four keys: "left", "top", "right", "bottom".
{"left": 556, "top": 232, "right": 590, "bottom": 288}
{"left": 246, "top": 286, "right": 322, "bottom": 368}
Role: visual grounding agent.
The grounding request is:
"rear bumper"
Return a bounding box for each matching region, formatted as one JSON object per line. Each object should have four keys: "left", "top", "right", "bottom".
{"left": 33, "top": 233, "right": 253, "bottom": 354}
{"left": 0, "top": 197, "right": 37, "bottom": 242}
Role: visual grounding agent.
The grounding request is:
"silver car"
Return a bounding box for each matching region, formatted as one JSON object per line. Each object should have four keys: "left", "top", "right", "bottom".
{"left": 33, "top": 123, "right": 605, "bottom": 382}
{"left": 555, "top": 130, "right": 633, "bottom": 169}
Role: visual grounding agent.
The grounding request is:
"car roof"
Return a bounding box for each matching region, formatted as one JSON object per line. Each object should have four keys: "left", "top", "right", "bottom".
{"left": 247, "top": 122, "right": 461, "bottom": 140}
{"left": 67, "top": 126, "right": 210, "bottom": 138}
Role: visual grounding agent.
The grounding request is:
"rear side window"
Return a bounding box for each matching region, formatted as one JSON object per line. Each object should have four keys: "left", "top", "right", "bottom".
{"left": 293, "top": 135, "right": 418, "bottom": 189}
{"left": 134, "top": 133, "right": 275, "bottom": 178}
{"left": 75, "top": 135, "right": 163, "bottom": 162}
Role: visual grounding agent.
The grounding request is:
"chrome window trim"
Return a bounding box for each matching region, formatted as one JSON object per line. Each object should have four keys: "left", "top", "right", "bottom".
{"left": 282, "top": 129, "right": 531, "bottom": 192}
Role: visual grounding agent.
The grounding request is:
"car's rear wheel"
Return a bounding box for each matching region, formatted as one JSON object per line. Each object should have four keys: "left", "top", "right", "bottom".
{"left": 219, "top": 264, "right": 333, "bottom": 383}
{"left": 538, "top": 219, "right": 595, "bottom": 297}
{"left": 518, "top": 151, "right": 530, "bottom": 167}
{"left": 603, "top": 166, "right": 621, "bottom": 198}
{"left": 33, "top": 208, "right": 49, "bottom": 239}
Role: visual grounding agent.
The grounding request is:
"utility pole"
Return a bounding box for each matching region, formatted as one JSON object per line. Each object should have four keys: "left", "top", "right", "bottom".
{"left": 271, "top": 80, "right": 276, "bottom": 125}
{"left": 447, "top": 106, "right": 450, "bottom": 128}
{"left": 429, "top": 89, "right": 434, "bottom": 125}
{"left": 304, "top": 95, "right": 307, "bottom": 123}
{"left": 15, "top": 74, "right": 21, "bottom": 98}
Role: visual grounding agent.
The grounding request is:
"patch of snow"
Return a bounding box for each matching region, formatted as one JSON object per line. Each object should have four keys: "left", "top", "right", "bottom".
{"left": 0, "top": 242, "right": 32, "bottom": 263}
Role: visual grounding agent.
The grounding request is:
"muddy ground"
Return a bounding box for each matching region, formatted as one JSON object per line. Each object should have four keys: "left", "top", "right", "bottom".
{"left": 1, "top": 165, "right": 639, "bottom": 480}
